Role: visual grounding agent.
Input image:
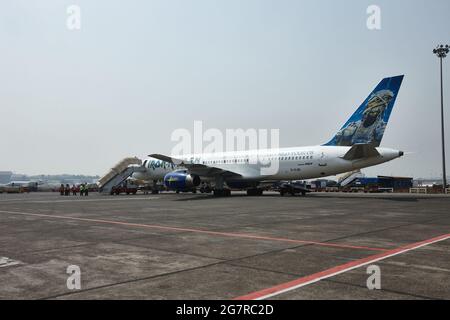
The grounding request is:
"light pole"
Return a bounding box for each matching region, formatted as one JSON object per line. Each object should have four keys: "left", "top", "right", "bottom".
{"left": 433, "top": 44, "right": 449, "bottom": 192}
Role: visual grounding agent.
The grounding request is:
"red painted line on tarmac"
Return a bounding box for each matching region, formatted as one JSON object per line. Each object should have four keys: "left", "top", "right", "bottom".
{"left": 0, "top": 210, "right": 387, "bottom": 252}
{"left": 233, "top": 233, "right": 450, "bottom": 300}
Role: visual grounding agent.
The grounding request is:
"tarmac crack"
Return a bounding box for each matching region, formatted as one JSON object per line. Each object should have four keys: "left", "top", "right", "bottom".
{"left": 39, "top": 260, "right": 227, "bottom": 300}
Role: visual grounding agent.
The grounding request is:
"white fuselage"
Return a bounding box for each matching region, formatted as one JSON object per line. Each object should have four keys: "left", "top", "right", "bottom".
{"left": 133, "top": 145, "right": 402, "bottom": 183}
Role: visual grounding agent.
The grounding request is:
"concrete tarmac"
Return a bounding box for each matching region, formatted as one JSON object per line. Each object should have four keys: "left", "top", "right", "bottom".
{"left": 0, "top": 191, "right": 449, "bottom": 300}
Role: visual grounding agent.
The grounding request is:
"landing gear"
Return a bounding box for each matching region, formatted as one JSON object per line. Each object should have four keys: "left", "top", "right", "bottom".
{"left": 200, "top": 183, "right": 212, "bottom": 194}
{"left": 151, "top": 180, "right": 159, "bottom": 194}
{"left": 213, "top": 176, "right": 231, "bottom": 197}
{"left": 247, "top": 188, "right": 263, "bottom": 196}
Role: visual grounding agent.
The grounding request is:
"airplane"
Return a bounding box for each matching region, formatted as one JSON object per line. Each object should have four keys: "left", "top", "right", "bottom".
{"left": 131, "top": 158, "right": 180, "bottom": 193}
{"left": 0, "top": 181, "right": 39, "bottom": 193}
{"left": 142, "top": 75, "right": 405, "bottom": 197}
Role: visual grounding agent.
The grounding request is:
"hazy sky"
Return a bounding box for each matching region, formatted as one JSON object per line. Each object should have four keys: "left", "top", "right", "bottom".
{"left": 1, "top": 0, "right": 450, "bottom": 178}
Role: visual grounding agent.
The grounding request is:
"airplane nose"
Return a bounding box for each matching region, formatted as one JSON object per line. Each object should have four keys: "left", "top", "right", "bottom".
{"left": 399, "top": 151, "right": 404, "bottom": 157}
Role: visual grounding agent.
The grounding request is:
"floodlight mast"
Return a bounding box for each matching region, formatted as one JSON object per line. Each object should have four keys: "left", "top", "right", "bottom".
{"left": 432, "top": 44, "right": 449, "bottom": 192}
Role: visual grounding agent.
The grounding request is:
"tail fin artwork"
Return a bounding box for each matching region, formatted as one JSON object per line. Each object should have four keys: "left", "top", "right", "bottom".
{"left": 324, "top": 75, "right": 404, "bottom": 147}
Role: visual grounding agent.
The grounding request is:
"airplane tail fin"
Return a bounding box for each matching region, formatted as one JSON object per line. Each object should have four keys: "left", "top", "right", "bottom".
{"left": 323, "top": 75, "right": 404, "bottom": 147}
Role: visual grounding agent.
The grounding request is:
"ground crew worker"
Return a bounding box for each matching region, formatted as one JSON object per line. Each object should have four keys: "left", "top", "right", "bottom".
{"left": 59, "top": 184, "right": 64, "bottom": 196}
{"left": 71, "top": 184, "right": 77, "bottom": 196}
{"left": 65, "top": 184, "right": 70, "bottom": 196}
{"left": 79, "top": 184, "right": 85, "bottom": 196}
{"left": 84, "top": 183, "right": 89, "bottom": 196}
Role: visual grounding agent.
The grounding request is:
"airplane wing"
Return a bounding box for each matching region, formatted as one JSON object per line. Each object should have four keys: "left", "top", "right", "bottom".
{"left": 149, "top": 154, "right": 242, "bottom": 178}
{"left": 341, "top": 143, "right": 380, "bottom": 160}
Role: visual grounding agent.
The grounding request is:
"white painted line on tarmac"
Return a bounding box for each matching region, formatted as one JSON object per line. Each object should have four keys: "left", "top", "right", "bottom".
{"left": 0, "top": 257, "right": 22, "bottom": 268}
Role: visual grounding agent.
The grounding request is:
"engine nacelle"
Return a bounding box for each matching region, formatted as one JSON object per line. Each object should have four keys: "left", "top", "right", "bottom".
{"left": 164, "top": 171, "right": 201, "bottom": 191}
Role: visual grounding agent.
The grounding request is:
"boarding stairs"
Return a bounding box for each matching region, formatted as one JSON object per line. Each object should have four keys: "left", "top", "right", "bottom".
{"left": 98, "top": 157, "right": 145, "bottom": 194}
{"left": 338, "top": 170, "right": 364, "bottom": 187}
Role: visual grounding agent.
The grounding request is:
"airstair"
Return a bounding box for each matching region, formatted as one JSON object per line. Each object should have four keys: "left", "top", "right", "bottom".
{"left": 338, "top": 170, "right": 364, "bottom": 187}
{"left": 98, "top": 157, "right": 145, "bottom": 194}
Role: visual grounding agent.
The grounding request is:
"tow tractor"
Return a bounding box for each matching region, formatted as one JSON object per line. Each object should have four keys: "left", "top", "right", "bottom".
{"left": 275, "top": 181, "right": 311, "bottom": 196}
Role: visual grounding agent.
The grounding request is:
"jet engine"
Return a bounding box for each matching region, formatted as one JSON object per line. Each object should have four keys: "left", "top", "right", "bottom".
{"left": 164, "top": 170, "right": 201, "bottom": 191}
